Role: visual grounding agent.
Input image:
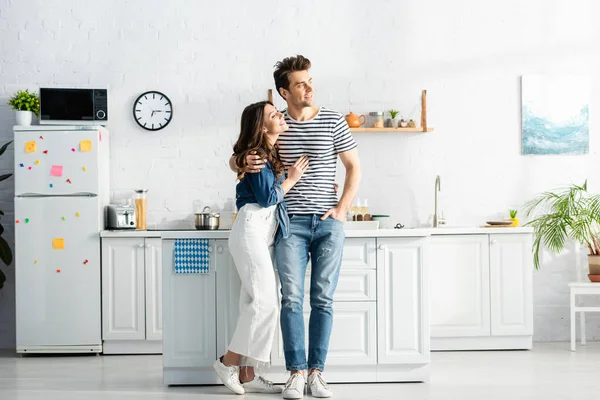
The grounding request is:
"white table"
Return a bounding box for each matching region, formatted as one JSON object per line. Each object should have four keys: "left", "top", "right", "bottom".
{"left": 569, "top": 282, "right": 600, "bottom": 351}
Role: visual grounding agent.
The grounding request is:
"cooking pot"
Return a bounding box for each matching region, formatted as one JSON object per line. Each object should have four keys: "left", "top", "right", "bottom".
{"left": 195, "top": 206, "right": 220, "bottom": 230}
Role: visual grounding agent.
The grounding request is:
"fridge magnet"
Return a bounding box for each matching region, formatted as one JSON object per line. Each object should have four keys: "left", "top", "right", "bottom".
{"left": 71, "top": 148, "right": 76, "bottom": 152}
{"left": 56, "top": 269, "right": 61, "bottom": 273}
{"left": 50, "top": 165, "right": 63, "bottom": 177}
{"left": 99, "top": 131, "right": 102, "bottom": 141}
{"left": 49, "top": 184, "right": 53, "bottom": 188}
{"left": 39, "top": 136, "right": 43, "bottom": 139}
{"left": 82, "top": 166, "right": 87, "bottom": 172}
{"left": 83, "top": 259, "right": 89, "bottom": 265}
{"left": 61, "top": 216, "right": 66, "bottom": 221}
{"left": 75, "top": 212, "right": 80, "bottom": 217}
{"left": 34, "top": 160, "right": 40, "bottom": 165}
{"left": 25, "top": 141, "right": 36, "bottom": 153}
{"left": 15, "top": 219, "right": 20, "bottom": 224}
{"left": 43, "top": 150, "right": 48, "bottom": 154}
{"left": 27, "top": 166, "right": 32, "bottom": 170}
{"left": 52, "top": 238, "right": 65, "bottom": 249}
{"left": 25, "top": 218, "right": 30, "bottom": 223}
{"left": 34, "top": 260, "right": 38, "bottom": 264}
{"left": 19, "top": 163, "right": 24, "bottom": 167}
{"left": 66, "top": 178, "right": 72, "bottom": 184}
{"left": 80, "top": 140, "right": 92, "bottom": 152}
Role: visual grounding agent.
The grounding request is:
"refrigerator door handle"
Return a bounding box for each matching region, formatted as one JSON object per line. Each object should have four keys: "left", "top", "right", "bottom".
{"left": 16, "top": 193, "right": 98, "bottom": 198}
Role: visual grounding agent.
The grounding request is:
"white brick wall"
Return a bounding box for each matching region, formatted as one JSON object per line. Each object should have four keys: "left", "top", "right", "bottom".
{"left": 0, "top": 0, "right": 598, "bottom": 348}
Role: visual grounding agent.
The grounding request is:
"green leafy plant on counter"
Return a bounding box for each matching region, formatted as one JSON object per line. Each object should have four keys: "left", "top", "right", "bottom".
{"left": 388, "top": 109, "right": 400, "bottom": 120}
{"left": 524, "top": 181, "right": 600, "bottom": 270}
{"left": 509, "top": 209, "right": 518, "bottom": 218}
{"left": 0, "top": 141, "right": 14, "bottom": 290}
{"left": 7, "top": 89, "right": 40, "bottom": 116}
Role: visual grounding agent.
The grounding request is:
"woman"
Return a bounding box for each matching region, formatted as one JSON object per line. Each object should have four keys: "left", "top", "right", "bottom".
{"left": 213, "top": 101, "right": 309, "bottom": 395}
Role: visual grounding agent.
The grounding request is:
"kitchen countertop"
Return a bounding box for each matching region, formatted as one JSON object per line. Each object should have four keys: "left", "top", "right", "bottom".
{"left": 101, "top": 226, "right": 533, "bottom": 239}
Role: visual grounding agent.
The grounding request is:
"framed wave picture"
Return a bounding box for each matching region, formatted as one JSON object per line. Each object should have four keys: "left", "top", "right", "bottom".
{"left": 521, "top": 74, "right": 589, "bottom": 155}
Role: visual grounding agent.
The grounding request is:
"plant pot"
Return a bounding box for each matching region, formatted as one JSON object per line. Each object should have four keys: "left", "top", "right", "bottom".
{"left": 390, "top": 119, "right": 399, "bottom": 128}
{"left": 587, "top": 255, "right": 600, "bottom": 281}
{"left": 510, "top": 218, "right": 519, "bottom": 227}
{"left": 16, "top": 110, "right": 33, "bottom": 126}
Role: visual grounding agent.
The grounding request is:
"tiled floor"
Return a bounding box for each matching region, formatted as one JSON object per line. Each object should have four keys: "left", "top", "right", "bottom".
{"left": 0, "top": 342, "right": 598, "bottom": 399}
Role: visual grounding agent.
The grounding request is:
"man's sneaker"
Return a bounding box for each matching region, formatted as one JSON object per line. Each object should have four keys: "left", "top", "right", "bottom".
{"left": 282, "top": 373, "right": 306, "bottom": 399}
{"left": 307, "top": 371, "right": 332, "bottom": 398}
{"left": 242, "top": 375, "right": 283, "bottom": 393}
{"left": 212, "top": 358, "right": 244, "bottom": 395}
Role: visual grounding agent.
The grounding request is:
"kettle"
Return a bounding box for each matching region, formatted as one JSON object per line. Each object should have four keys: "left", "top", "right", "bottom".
{"left": 345, "top": 112, "right": 366, "bottom": 128}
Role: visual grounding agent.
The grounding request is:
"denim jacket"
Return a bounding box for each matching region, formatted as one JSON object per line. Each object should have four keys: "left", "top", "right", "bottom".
{"left": 235, "top": 161, "right": 290, "bottom": 238}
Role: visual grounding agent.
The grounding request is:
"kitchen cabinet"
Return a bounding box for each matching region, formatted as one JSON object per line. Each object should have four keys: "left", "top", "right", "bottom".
{"left": 429, "top": 233, "right": 533, "bottom": 350}
{"left": 162, "top": 235, "right": 430, "bottom": 385}
{"left": 101, "top": 237, "right": 163, "bottom": 354}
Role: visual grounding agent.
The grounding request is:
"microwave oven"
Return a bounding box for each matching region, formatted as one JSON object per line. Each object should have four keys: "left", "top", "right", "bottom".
{"left": 39, "top": 88, "right": 108, "bottom": 125}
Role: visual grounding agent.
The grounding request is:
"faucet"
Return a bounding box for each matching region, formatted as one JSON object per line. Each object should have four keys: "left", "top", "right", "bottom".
{"left": 433, "top": 175, "right": 441, "bottom": 227}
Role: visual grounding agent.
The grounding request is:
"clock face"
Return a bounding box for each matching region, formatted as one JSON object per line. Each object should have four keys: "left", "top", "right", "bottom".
{"left": 133, "top": 91, "right": 173, "bottom": 131}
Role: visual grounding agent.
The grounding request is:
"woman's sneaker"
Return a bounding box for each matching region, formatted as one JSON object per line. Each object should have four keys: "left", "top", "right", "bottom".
{"left": 212, "top": 358, "right": 244, "bottom": 395}
{"left": 307, "top": 371, "right": 332, "bottom": 398}
{"left": 242, "top": 375, "right": 282, "bottom": 393}
{"left": 282, "top": 373, "right": 306, "bottom": 399}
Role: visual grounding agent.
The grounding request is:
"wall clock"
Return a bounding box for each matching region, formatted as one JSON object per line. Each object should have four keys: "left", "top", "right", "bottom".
{"left": 133, "top": 91, "right": 173, "bottom": 131}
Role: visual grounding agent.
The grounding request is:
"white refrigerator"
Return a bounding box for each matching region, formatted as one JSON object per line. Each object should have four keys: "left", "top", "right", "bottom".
{"left": 14, "top": 125, "right": 109, "bottom": 353}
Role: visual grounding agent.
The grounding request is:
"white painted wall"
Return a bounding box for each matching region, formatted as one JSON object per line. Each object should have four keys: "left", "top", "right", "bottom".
{"left": 0, "top": 0, "right": 597, "bottom": 348}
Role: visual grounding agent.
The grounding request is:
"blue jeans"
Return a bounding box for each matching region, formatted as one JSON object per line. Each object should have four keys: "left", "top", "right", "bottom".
{"left": 275, "top": 214, "right": 345, "bottom": 371}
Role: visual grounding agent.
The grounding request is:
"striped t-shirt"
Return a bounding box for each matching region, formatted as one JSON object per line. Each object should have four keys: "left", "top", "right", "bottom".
{"left": 277, "top": 107, "right": 357, "bottom": 214}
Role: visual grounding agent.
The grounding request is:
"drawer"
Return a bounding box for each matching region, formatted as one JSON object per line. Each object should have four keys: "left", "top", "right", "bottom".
{"left": 303, "top": 269, "right": 377, "bottom": 302}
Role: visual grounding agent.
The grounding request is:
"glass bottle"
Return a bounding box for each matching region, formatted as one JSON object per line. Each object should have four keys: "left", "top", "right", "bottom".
{"left": 134, "top": 189, "right": 148, "bottom": 230}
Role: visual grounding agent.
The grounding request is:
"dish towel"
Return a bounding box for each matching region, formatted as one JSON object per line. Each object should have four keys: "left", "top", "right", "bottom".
{"left": 174, "top": 239, "right": 210, "bottom": 274}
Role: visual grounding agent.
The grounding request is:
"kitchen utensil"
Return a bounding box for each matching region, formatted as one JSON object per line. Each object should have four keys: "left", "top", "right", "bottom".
{"left": 195, "top": 206, "right": 220, "bottom": 230}
{"left": 106, "top": 204, "right": 136, "bottom": 229}
{"left": 345, "top": 112, "right": 366, "bottom": 128}
{"left": 486, "top": 220, "right": 514, "bottom": 226}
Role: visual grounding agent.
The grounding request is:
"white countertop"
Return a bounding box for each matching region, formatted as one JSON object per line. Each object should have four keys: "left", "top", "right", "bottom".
{"left": 101, "top": 226, "right": 533, "bottom": 239}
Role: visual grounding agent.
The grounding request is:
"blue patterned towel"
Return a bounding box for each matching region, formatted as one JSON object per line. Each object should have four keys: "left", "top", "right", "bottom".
{"left": 174, "top": 239, "right": 210, "bottom": 274}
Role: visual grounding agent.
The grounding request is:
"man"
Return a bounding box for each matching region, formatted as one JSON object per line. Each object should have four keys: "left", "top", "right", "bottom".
{"left": 230, "top": 55, "right": 361, "bottom": 399}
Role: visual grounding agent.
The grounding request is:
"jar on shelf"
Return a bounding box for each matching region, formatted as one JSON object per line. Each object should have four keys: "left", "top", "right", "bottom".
{"left": 369, "top": 112, "right": 384, "bottom": 128}
{"left": 134, "top": 189, "right": 148, "bottom": 230}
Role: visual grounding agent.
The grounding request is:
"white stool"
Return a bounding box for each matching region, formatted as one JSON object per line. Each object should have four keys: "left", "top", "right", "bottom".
{"left": 569, "top": 282, "right": 600, "bottom": 351}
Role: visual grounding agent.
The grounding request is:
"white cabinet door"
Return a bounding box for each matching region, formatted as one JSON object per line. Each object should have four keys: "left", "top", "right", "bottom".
{"left": 215, "top": 240, "right": 242, "bottom": 357}
{"left": 271, "top": 301, "right": 377, "bottom": 366}
{"left": 101, "top": 238, "right": 145, "bottom": 341}
{"left": 376, "top": 238, "right": 429, "bottom": 364}
{"left": 489, "top": 234, "right": 533, "bottom": 336}
{"left": 428, "top": 235, "right": 491, "bottom": 337}
{"left": 162, "top": 240, "right": 216, "bottom": 368}
{"left": 145, "top": 238, "right": 163, "bottom": 341}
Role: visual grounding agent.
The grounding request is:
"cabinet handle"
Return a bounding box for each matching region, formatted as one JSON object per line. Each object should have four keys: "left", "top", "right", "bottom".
{"left": 137, "top": 243, "right": 144, "bottom": 248}
{"left": 491, "top": 240, "right": 498, "bottom": 244}
{"left": 217, "top": 246, "right": 223, "bottom": 253}
{"left": 378, "top": 245, "right": 386, "bottom": 250}
{"left": 208, "top": 246, "right": 213, "bottom": 252}
{"left": 145, "top": 244, "right": 150, "bottom": 248}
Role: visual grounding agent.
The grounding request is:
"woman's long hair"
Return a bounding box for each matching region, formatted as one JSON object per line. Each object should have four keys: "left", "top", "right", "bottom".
{"left": 233, "top": 101, "right": 285, "bottom": 180}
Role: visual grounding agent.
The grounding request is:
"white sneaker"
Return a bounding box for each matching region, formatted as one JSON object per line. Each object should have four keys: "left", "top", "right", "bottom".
{"left": 308, "top": 371, "right": 332, "bottom": 398}
{"left": 212, "top": 358, "right": 244, "bottom": 395}
{"left": 242, "top": 375, "right": 283, "bottom": 393}
{"left": 282, "top": 373, "right": 306, "bottom": 399}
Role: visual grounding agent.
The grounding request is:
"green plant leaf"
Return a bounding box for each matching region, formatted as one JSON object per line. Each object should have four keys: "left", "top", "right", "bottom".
{"left": 0, "top": 173, "right": 12, "bottom": 183}
{"left": 0, "top": 235, "right": 13, "bottom": 266}
{"left": 0, "top": 222, "right": 4, "bottom": 235}
{"left": 0, "top": 141, "right": 12, "bottom": 156}
{"left": 0, "top": 268, "right": 5, "bottom": 290}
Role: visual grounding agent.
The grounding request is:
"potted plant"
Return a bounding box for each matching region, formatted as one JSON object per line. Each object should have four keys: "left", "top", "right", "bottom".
{"left": 7, "top": 89, "right": 40, "bottom": 126}
{"left": 388, "top": 109, "right": 400, "bottom": 128}
{"left": 524, "top": 181, "right": 600, "bottom": 280}
{"left": 0, "top": 141, "right": 14, "bottom": 290}
{"left": 509, "top": 209, "right": 519, "bottom": 226}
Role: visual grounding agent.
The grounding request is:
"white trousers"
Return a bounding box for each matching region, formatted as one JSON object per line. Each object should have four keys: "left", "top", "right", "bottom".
{"left": 227, "top": 203, "right": 279, "bottom": 366}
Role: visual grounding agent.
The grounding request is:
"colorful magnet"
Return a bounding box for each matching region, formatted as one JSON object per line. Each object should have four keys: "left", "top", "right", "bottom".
{"left": 66, "top": 179, "right": 72, "bottom": 184}
{"left": 34, "top": 260, "right": 38, "bottom": 264}
{"left": 75, "top": 212, "right": 80, "bottom": 217}
{"left": 25, "top": 218, "right": 29, "bottom": 223}
{"left": 71, "top": 148, "right": 76, "bottom": 152}
{"left": 61, "top": 216, "right": 66, "bottom": 221}
{"left": 83, "top": 259, "right": 89, "bottom": 265}
{"left": 15, "top": 220, "right": 20, "bottom": 224}
{"left": 43, "top": 150, "right": 48, "bottom": 154}
{"left": 19, "top": 163, "right": 24, "bottom": 167}
{"left": 39, "top": 136, "right": 44, "bottom": 139}
{"left": 34, "top": 160, "right": 40, "bottom": 165}
{"left": 52, "top": 238, "right": 65, "bottom": 249}
{"left": 82, "top": 166, "right": 87, "bottom": 172}
{"left": 56, "top": 269, "right": 61, "bottom": 273}
{"left": 49, "top": 184, "right": 53, "bottom": 188}
{"left": 28, "top": 166, "right": 32, "bottom": 170}
{"left": 79, "top": 140, "right": 92, "bottom": 152}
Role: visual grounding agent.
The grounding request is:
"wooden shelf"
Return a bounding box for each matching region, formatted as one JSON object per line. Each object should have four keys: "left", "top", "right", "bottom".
{"left": 350, "top": 127, "right": 434, "bottom": 132}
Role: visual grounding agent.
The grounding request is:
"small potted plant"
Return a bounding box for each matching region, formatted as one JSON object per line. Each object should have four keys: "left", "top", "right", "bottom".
{"left": 524, "top": 181, "right": 600, "bottom": 280}
{"left": 388, "top": 109, "right": 400, "bottom": 128}
{"left": 509, "top": 209, "right": 519, "bottom": 226}
{"left": 7, "top": 89, "right": 40, "bottom": 126}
